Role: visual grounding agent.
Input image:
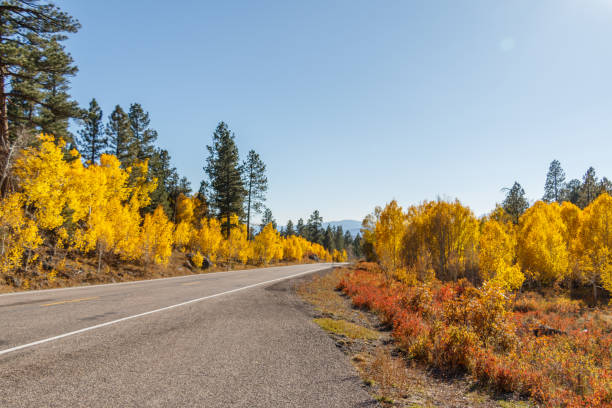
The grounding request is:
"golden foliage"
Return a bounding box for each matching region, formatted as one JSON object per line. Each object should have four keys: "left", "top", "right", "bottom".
{"left": 404, "top": 199, "right": 479, "bottom": 281}
{"left": 517, "top": 201, "right": 569, "bottom": 284}
{"left": 0, "top": 134, "right": 334, "bottom": 283}
{"left": 373, "top": 200, "right": 406, "bottom": 275}
{"left": 141, "top": 206, "right": 174, "bottom": 265}
{"left": 253, "top": 223, "right": 281, "bottom": 264}
{"left": 577, "top": 193, "right": 612, "bottom": 300}
{"left": 478, "top": 219, "right": 524, "bottom": 291}
{"left": 193, "top": 217, "right": 223, "bottom": 262}
{"left": 0, "top": 193, "right": 41, "bottom": 275}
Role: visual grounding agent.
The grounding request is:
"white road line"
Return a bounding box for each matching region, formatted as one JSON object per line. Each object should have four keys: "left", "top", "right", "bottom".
{"left": 0, "top": 265, "right": 331, "bottom": 357}
{"left": 0, "top": 263, "right": 335, "bottom": 298}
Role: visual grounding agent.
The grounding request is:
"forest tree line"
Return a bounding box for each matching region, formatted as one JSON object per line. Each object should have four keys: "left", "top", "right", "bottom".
{"left": 0, "top": 1, "right": 345, "bottom": 289}
{"left": 362, "top": 159, "right": 612, "bottom": 303}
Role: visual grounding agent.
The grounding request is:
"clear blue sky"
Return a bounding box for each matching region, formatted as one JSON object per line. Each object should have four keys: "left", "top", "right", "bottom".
{"left": 55, "top": 0, "right": 612, "bottom": 224}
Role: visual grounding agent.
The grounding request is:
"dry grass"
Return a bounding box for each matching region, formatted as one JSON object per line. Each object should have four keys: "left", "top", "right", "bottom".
{"left": 298, "top": 266, "right": 531, "bottom": 408}
{"left": 314, "top": 318, "right": 380, "bottom": 340}
{"left": 0, "top": 250, "right": 317, "bottom": 293}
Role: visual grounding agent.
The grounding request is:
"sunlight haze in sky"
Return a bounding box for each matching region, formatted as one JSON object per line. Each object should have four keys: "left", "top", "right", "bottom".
{"left": 56, "top": 0, "right": 612, "bottom": 224}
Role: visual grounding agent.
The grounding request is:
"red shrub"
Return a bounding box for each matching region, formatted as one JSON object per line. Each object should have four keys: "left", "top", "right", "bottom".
{"left": 338, "top": 267, "right": 612, "bottom": 408}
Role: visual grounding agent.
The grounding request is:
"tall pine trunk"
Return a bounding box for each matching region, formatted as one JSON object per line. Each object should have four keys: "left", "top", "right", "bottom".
{"left": 0, "top": 66, "right": 10, "bottom": 196}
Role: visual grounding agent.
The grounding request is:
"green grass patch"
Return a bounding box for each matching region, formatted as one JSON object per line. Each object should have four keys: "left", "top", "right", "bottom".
{"left": 314, "top": 317, "right": 380, "bottom": 340}
{"left": 498, "top": 401, "right": 532, "bottom": 408}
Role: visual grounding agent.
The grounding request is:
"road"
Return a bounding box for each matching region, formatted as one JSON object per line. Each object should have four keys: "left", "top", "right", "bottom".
{"left": 0, "top": 263, "right": 376, "bottom": 407}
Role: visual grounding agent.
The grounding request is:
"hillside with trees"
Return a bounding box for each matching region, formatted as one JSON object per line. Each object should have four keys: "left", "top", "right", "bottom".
{"left": 0, "top": 1, "right": 344, "bottom": 292}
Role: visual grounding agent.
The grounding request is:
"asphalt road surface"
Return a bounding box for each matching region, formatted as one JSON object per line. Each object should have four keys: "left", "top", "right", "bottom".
{"left": 0, "top": 263, "right": 376, "bottom": 407}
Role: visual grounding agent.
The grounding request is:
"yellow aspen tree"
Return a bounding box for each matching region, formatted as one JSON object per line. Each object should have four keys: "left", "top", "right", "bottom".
{"left": 221, "top": 215, "right": 250, "bottom": 265}
{"left": 69, "top": 154, "right": 139, "bottom": 272}
{"left": 479, "top": 219, "right": 524, "bottom": 291}
{"left": 253, "top": 223, "right": 280, "bottom": 264}
{"left": 141, "top": 206, "right": 174, "bottom": 266}
{"left": 0, "top": 193, "right": 42, "bottom": 276}
{"left": 14, "top": 135, "right": 71, "bottom": 230}
{"left": 173, "top": 221, "right": 194, "bottom": 252}
{"left": 111, "top": 203, "right": 143, "bottom": 261}
{"left": 517, "top": 201, "right": 569, "bottom": 285}
{"left": 577, "top": 193, "right": 612, "bottom": 302}
{"left": 192, "top": 251, "right": 204, "bottom": 268}
{"left": 194, "top": 218, "right": 223, "bottom": 263}
{"left": 403, "top": 200, "right": 479, "bottom": 281}
{"left": 374, "top": 200, "right": 407, "bottom": 277}
{"left": 283, "top": 235, "right": 304, "bottom": 261}
{"left": 560, "top": 201, "right": 582, "bottom": 282}
{"left": 479, "top": 219, "right": 513, "bottom": 280}
{"left": 491, "top": 264, "right": 525, "bottom": 292}
{"left": 175, "top": 193, "right": 195, "bottom": 224}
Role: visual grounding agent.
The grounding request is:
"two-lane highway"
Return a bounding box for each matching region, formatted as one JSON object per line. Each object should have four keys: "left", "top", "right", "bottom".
{"left": 0, "top": 264, "right": 376, "bottom": 407}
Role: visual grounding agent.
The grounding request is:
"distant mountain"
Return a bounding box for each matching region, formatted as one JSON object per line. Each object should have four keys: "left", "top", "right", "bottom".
{"left": 322, "top": 220, "right": 362, "bottom": 237}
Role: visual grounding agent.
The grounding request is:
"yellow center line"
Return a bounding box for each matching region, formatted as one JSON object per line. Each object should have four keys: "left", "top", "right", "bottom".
{"left": 42, "top": 296, "right": 99, "bottom": 307}
{"left": 181, "top": 282, "right": 199, "bottom": 286}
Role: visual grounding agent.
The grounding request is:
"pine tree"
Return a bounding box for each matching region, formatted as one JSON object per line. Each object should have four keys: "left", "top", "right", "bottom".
{"left": 203, "top": 122, "right": 246, "bottom": 237}
{"left": 306, "top": 210, "right": 323, "bottom": 244}
{"left": 579, "top": 167, "right": 598, "bottom": 209}
{"left": 147, "top": 148, "right": 174, "bottom": 214}
{"left": 352, "top": 233, "right": 362, "bottom": 258}
{"left": 261, "top": 207, "right": 276, "bottom": 230}
{"left": 543, "top": 159, "right": 565, "bottom": 203}
{"left": 77, "top": 98, "right": 106, "bottom": 164}
{"left": 35, "top": 39, "right": 80, "bottom": 142}
{"left": 599, "top": 177, "right": 612, "bottom": 196}
{"left": 285, "top": 220, "right": 295, "bottom": 236}
{"left": 561, "top": 179, "right": 581, "bottom": 205}
{"left": 502, "top": 182, "right": 529, "bottom": 224}
{"left": 106, "top": 105, "right": 134, "bottom": 165}
{"left": 343, "top": 230, "right": 353, "bottom": 248}
{"left": 128, "top": 103, "right": 157, "bottom": 161}
{"left": 243, "top": 149, "right": 267, "bottom": 239}
{"left": 0, "top": 1, "right": 80, "bottom": 193}
{"left": 323, "top": 225, "right": 334, "bottom": 251}
{"left": 334, "top": 226, "right": 344, "bottom": 250}
{"left": 296, "top": 218, "right": 305, "bottom": 236}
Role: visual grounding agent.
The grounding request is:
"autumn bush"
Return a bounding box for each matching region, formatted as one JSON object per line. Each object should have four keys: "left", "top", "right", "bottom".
{"left": 338, "top": 264, "right": 612, "bottom": 407}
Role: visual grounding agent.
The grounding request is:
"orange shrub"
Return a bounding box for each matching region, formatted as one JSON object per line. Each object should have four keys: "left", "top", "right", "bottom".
{"left": 337, "top": 267, "right": 612, "bottom": 407}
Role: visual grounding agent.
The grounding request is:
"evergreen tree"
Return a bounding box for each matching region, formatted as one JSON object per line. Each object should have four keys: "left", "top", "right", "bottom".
{"left": 502, "top": 182, "right": 529, "bottom": 224}
{"left": 296, "top": 218, "right": 305, "bottom": 236}
{"left": 128, "top": 103, "right": 157, "bottom": 161}
{"left": 579, "top": 167, "right": 598, "bottom": 208}
{"left": 306, "top": 210, "right": 323, "bottom": 244}
{"left": 561, "top": 179, "right": 581, "bottom": 205}
{"left": 177, "top": 177, "right": 192, "bottom": 196}
{"left": 285, "top": 220, "right": 296, "bottom": 236}
{"left": 352, "top": 233, "right": 362, "bottom": 258}
{"left": 147, "top": 148, "right": 174, "bottom": 214}
{"left": 106, "top": 105, "right": 134, "bottom": 165}
{"left": 36, "top": 39, "right": 80, "bottom": 142}
{"left": 322, "top": 225, "right": 334, "bottom": 251}
{"left": 77, "top": 98, "right": 105, "bottom": 164}
{"left": 334, "top": 226, "right": 344, "bottom": 251}
{"left": 203, "top": 122, "right": 246, "bottom": 237}
{"left": 261, "top": 207, "right": 276, "bottom": 230}
{"left": 599, "top": 177, "right": 612, "bottom": 196}
{"left": 0, "top": 1, "right": 80, "bottom": 193}
{"left": 343, "top": 230, "right": 353, "bottom": 249}
{"left": 243, "top": 149, "right": 267, "bottom": 239}
{"left": 543, "top": 159, "right": 565, "bottom": 203}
